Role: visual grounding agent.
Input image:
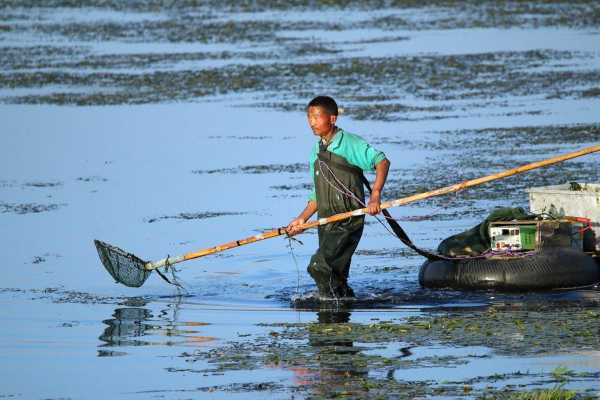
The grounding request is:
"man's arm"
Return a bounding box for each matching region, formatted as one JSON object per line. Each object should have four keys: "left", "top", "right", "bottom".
{"left": 286, "top": 200, "right": 318, "bottom": 235}
{"left": 366, "top": 158, "right": 390, "bottom": 215}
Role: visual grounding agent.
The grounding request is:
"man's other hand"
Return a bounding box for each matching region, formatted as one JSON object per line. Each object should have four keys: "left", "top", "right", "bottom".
{"left": 367, "top": 192, "right": 382, "bottom": 215}
{"left": 286, "top": 217, "right": 306, "bottom": 236}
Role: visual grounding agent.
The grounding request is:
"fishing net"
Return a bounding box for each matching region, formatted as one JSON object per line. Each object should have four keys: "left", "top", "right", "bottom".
{"left": 94, "top": 240, "right": 151, "bottom": 287}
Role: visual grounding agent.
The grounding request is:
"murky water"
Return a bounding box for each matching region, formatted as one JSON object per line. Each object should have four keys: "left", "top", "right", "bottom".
{"left": 2, "top": 1, "right": 600, "bottom": 398}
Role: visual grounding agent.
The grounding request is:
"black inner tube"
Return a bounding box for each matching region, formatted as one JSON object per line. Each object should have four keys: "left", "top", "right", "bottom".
{"left": 419, "top": 248, "right": 600, "bottom": 291}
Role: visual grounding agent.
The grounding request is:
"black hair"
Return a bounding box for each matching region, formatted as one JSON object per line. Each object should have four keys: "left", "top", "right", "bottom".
{"left": 307, "top": 96, "right": 338, "bottom": 116}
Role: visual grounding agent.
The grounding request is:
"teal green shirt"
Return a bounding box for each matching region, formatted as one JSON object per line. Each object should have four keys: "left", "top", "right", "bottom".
{"left": 309, "top": 129, "right": 386, "bottom": 202}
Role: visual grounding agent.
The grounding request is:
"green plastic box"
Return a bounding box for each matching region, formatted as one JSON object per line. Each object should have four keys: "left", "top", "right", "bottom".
{"left": 519, "top": 225, "right": 537, "bottom": 250}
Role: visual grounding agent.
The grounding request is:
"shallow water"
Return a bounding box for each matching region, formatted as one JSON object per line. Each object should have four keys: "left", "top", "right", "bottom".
{"left": 2, "top": 1, "right": 600, "bottom": 399}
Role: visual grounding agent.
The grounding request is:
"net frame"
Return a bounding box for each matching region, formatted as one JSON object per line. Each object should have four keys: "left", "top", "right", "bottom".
{"left": 94, "top": 240, "right": 151, "bottom": 287}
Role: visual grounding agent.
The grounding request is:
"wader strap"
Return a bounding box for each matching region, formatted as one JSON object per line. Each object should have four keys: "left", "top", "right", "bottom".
{"left": 359, "top": 174, "right": 443, "bottom": 261}
{"left": 317, "top": 151, "right": 363, "bottom": 176}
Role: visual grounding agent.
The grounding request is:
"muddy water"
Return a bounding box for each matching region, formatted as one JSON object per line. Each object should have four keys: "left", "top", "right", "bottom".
{"left": 2, "top": 1, "right": 600, "bottom": 399}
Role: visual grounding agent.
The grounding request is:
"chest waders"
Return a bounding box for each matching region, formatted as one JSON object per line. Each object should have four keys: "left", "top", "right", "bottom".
{"left": 308, "top": 143, "right": 366, "bottom": 298}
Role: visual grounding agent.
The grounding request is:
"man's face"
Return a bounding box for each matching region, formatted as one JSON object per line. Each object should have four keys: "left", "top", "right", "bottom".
{"left": 307, "top": 106, "right": 337, "bottom": 138}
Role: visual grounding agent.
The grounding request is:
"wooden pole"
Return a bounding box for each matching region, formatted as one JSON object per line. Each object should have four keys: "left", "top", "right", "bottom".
{"left": 145, "top": 144, "right": 600, "bottom": 270}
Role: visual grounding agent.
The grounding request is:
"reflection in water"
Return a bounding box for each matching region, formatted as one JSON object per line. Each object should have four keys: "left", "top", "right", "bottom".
{"left": 291, "top": 311, "right": 369, "bottom": 397}
{"left": 98, "top": 298, "right": 214, "bottom": 356}
{"left": 99, "top": 307, "right": 154, "bottom": 349}
{"left": 316, "top": 311, "right": 351, "bottom": 324}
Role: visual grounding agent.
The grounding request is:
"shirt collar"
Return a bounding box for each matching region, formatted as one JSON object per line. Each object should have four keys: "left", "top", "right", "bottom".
{"left": 320, "top": 128, "right": 343, "bottom": 150}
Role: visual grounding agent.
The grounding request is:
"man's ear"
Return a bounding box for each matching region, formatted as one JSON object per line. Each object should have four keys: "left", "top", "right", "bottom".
{"left": 330, "top": 114, "right": 337, "bottom": 125}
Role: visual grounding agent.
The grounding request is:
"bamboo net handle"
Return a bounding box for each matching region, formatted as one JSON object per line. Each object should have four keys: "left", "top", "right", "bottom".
{"left": 145, "top": 144, "right": 600, "bottom": 270}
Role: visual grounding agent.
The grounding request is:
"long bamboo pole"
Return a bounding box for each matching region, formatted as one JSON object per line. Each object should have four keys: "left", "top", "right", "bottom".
{"left": 145, "top": 144, "right": 600, "bottom": 270}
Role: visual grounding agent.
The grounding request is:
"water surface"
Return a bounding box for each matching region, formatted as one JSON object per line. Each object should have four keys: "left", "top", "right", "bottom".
{"left": 2, "top": 1, "right": 600, "bottom": 398}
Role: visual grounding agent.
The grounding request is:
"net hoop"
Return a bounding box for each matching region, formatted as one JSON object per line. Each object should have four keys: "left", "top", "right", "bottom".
{"left": 94, "top": 240, "right": 151, "bottom": 288}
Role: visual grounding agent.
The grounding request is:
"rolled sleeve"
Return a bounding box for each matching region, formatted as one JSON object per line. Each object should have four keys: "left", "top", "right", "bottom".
{"left": 372, "top": 150, "right": 386, "bottom": 168}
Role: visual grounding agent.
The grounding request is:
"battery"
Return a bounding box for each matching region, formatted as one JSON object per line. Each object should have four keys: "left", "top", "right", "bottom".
{"left": 489, "top": 220, "right": 584, "bottom": 251}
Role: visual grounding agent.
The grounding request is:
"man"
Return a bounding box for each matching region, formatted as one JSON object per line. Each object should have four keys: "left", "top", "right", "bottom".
{"left": 287, "top": 96, "right": 390, "bottom": 299}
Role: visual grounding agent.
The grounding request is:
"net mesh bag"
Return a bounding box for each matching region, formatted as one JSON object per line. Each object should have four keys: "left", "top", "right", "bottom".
{"left": 94, "top": 240, "right": 151, "bottom": 287}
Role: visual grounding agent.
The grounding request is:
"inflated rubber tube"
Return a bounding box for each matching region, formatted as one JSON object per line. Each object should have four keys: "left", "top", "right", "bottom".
{"left": 419, "top": 247, "right": 600, "bottom": 290}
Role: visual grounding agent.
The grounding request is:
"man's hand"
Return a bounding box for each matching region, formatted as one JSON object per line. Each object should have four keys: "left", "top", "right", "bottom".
{"left": 287, "top": 200, "right": 317, "bottom": 236}
{"left": 367, "top": 159, "right": 390, "bottom": 216}
{"left": 366, "top": 191, "right": 382, "bottom": 215}
{"left": 286, "top": 217, "right": 306, "bottom": 236}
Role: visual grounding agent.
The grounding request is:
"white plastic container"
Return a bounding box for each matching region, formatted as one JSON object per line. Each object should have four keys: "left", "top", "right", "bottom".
{"left": 527, "top": 183, "right": 600, "bottom": 250}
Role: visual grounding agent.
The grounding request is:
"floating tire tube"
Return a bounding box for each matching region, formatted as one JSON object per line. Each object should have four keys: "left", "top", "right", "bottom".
{"left": 419, "top": 248, "right": 600, "bottom": 291}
